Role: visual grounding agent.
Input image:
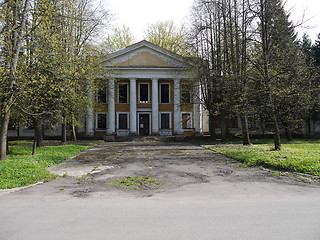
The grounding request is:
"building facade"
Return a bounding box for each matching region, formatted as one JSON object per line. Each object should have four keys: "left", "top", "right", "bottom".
{"left": 85, "top": 40, "right": 202, "bottom": 137}
{"left": 7, "top": 40, "right": 320, "bottom": 138}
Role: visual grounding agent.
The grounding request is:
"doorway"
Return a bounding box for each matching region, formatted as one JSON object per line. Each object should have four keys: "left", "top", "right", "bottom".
{"left": 138, "top": 113, "right": 150, "bottom": 136}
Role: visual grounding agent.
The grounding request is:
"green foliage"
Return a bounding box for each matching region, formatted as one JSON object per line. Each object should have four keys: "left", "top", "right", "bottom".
{"left": 0, "top": 143, "right": 90, "bottom": 189}
{"left": 205, "top": 142, "right": 320, "bottom": 176}
{"left": 102, "top": 25, "right": 135, "bottom": 53}
{"left": 108, "top": 176, "right": 161, "bottom": 190}
{"left": 144, "top": 21, "right": 189, "bottom": 55}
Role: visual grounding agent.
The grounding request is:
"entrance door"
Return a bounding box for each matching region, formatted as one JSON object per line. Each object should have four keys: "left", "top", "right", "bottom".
{"left": 139, "top": 114, "right": 150, "bottom": 136}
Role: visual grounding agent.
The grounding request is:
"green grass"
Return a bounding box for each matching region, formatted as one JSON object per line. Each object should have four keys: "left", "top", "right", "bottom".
{"left": 108, "top": 176, "right": 161, "bottom": 190}
{"left": 205, "top": 142, "right": 320, "bottom": 176}
{"left": 0, "top": 141, "right": 95, "bottom": 189}
{"left": 192, "top": 138, "right": 320, "bottom": 146}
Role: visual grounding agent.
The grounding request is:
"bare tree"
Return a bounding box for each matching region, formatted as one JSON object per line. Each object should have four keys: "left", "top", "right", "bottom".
{"left": 189, "top": 0, "right": 254, "bottom": 143}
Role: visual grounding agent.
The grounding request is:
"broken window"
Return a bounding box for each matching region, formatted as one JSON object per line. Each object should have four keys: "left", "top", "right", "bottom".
{"left": 181, "top": 113, "right": 192, "bottom": 129}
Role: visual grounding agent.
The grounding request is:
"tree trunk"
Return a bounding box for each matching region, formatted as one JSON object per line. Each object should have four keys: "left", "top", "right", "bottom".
{"left": 0, "top": 0, "right": 30, "bottom": 160}
{"left": 32, "top": 120, "right": 42, "bottom": 155}
{"left": 32, "top": 132, "right": 37, "bottom": 155}
{"left": 71, "top": 115, "right": 77, "bottom": 141}
{"left": 61, "top": 116, "right": 67, "bottom": 144}
{"left": 0, "top": 111, "right": 10, "bottom": 160}
{"left": 209, "top": 114, "right": 216, "bottom": 141}
{"left": 36, "top": 121, "right": 43, "bottom": 147}
{"left": 273, "top": 116, "right": 281, "bottom": 150}
{"left": 6, "top": 136, "right": 9, "bottom": 154}
{"left": 307, "top": 116, "right": 312, "bottom": 137}
{"left": 240, "top": 113, "right": 251, "bottom": 145}
{"left": 221, "top": 117, "right": 228, "bottom": 141}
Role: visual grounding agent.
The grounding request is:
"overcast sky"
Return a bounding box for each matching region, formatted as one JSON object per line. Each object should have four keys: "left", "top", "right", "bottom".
{"left": 105, "top": 0, "right": 320, "bottom": 42}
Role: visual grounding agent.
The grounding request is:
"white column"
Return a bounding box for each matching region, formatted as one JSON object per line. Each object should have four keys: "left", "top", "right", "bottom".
{"left": 174, "top": 78, "right": 182, "bottom": 134}
{"left": 152, "top": 78, "right": 159, "bottom": 135}
{"left": 86, "top": 81, "right": 94, "bottom": 136}
{"left": 130, "top": 78, "right": 137, "bottom": 134}
{"left": 107, "top": 79, "right": 115, "bottom": 135}
{"left": 194, "top": 80, "right": 201, "bottom": 134}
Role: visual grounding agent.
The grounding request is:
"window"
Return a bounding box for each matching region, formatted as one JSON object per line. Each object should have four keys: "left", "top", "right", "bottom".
{"left": 96, "top": 113, "right": 107, "bottom": 129}
{"left": 160, "top": 83, "right": 170, "bottom": 103}
{"left": 160, "top": 113, "right": 171, "bottom": 129}
{"left": 181, "top": 82, "right": 192, "bottom": 104}
{"left": 182, "top": 113, "right": 192, "bottom": 129}
{"left": 139, "top": 83, "right": 149, "bottom": 103}
{"left": 118, "top": 83, "right": 128, "bottom": 103}
{"left": 97, "top": 86, "right": 107, "bottom": 103}
{"left": 118, "top": 113, "right": 129, "bottom": 130}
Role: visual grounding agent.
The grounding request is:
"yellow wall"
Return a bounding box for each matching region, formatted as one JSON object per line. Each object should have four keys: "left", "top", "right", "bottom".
{"left": 115, "top": 51, "right": 172, "bottom": 67}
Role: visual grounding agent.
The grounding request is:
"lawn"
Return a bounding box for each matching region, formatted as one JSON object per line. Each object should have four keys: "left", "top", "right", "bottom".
{"left": 205, "top": 140, "right": 320, "bottom": 176}
{"left": 0, "top": 141, "right": 100, "bottom": 189}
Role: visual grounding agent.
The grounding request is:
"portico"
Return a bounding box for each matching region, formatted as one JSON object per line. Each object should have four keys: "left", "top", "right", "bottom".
{"left": 86, "top": 40, "right": 201, "bottom": 137}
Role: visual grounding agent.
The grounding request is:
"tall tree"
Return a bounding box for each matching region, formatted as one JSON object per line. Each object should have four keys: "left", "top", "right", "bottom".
{"left": 144, "top": 20, "right": 188, "bottom": 55}
{"left": 189, "top": 0, "right": 254, "bottom": 144}
{"left": 252, "top": 0, "right": 309, "bottom": 149}
{"left": 0, "top": 0, "right": 31, "bottom": 160}
{"left": 0, "top": 0, "right": 110, "bottom": 158}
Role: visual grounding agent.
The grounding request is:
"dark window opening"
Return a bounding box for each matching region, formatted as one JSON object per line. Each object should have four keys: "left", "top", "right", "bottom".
{"left": 160, "top": 113, "right": 170, "bottom": 129}
{"left": 118, "top": 114, "right": 128, "bottom": 129}
{"left": 118, "top": 83, "right": 128, "bottom": 103}
{"left": 160, "top": 84, "right": 170, "bottom": 103}
{"left": 139, "top": 84, "right": 149, "bottom": 103}
{"left": 97, "top": 113, "right": 107, "bottom": 129}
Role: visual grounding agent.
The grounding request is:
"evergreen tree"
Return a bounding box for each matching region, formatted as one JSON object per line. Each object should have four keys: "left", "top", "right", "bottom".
{"left": 252, "top": 0, "right": 310, "bottom": 148}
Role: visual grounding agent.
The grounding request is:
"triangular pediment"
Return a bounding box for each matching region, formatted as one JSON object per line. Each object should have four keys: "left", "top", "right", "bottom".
{"left": 107, "top": 40, "right": 187, "bottom": 68}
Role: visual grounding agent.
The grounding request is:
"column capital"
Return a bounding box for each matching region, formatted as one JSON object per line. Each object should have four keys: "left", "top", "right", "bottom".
{"left": 130, "top": 78, "right": 137, "bottom": 81}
